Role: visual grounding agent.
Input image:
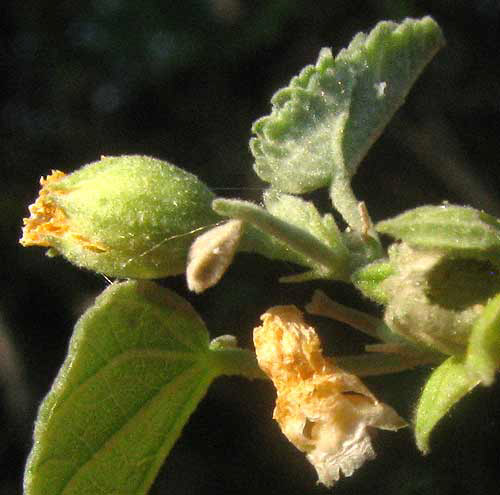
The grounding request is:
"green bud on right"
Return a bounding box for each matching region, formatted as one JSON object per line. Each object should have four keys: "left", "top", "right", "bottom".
{"left": 373, "top": 204, "right": 500, "bottom": 355}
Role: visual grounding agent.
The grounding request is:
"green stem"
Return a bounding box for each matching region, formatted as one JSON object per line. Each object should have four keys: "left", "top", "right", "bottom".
{"left": 213, "top": 198, "right": 349, "bottom": 279}
{"left": 207, "top": 332, "right": 441, "bottom": 380}
{"left": 306, "top": 289, "right": 381, "bottom": 339}
{"left": 307, "top": 290, "right": 439, "bottom": 355}
{"left": 329, "top": 175, "right": 365, "bottom": 233}
{"left": 329, "top": 175, "right": 383, "bottom": 261}
{"left": 335, "top": 352, "right": 440, "bottom": 377}
{"left": 208, "top": 345, "right": 267, "bottom": 380}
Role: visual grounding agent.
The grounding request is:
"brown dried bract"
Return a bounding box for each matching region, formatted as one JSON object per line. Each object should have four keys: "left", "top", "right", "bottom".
{"left": 254, "top": 305, "right": 406, "bottom": 487}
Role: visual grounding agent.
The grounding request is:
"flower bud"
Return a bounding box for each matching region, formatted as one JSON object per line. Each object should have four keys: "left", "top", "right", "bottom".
{"left": 374, "top": 204, "right": 500, "bottom": 355}
{"left": 20, "top": 155, "right": 220, "bottom": 278}
{"left": 381, "top": 243, "right": 496, "bottom": 355}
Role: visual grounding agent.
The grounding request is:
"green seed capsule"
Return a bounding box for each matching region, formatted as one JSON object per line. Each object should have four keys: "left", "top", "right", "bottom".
{"left": 20, "top": 155, "right": 220, "bottom": 279}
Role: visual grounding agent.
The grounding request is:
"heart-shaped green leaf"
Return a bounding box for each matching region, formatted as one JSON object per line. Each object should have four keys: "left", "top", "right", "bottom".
{"left": 24, "top": 280, "right": 219, "bottom": 495}
{"left": 250, "top": 16, "right": 444, "bottom": 194}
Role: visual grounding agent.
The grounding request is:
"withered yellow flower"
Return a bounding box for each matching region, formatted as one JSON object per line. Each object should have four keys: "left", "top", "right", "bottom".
{"left": 20, "top": 170, "right": 106, "bottom": 252}
{"left": 254, "top": 306, "right": 406, "bottom": 487}
{"left": 21, "top": 170, "right": 66, "bottom": 247}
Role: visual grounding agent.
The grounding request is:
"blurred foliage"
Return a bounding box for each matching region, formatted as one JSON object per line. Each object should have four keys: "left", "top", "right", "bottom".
{"left": 3, "top": 1, "right": 500, "bottom": 494}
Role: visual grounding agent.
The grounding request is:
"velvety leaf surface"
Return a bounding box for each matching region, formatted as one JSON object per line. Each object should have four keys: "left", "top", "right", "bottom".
{"left": 24, "top": 280, "right": 218, "bottom": 495}
{"left": 414, "top": 356, "right": 479, "bottom": 454}
{"left": 263, "top": 189, "right": 350, "bottom": 278}
{"left": 377, "top": 204, "right": 500, "bottom": 267}
{"left": 351, "top": 259, "right": 394, "bottom": 304}
{"left": 251, "top": 16, "right": 444, "bottom": 194}
{"left": 466, "top": 293, "right": 500, "bottom": 386}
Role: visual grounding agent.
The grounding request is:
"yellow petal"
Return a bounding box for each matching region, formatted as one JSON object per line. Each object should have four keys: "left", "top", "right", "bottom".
{"left": 254, "top": 305, "right": 406, "bottom": 487}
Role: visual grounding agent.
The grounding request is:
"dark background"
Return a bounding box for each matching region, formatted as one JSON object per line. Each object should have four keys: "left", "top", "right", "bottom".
{"left": 3, "top": 1, "right": 500, "bottom": 494}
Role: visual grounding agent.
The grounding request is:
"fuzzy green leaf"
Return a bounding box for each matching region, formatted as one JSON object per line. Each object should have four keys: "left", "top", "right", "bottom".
{"left": 351, "top": 259, "right": 394, "bottom": 304}
{"left": 414, "top": 356, "right": 479, "bottom": 454}
{"left": 377, "top": 204, "right": 500, "bottom": 267}
{"left": 251, "top": 16, "right": 444, "bottom": 194}
{"left": 466, "top": 293, "right": 500, "bottom": 386}
{"left": 263, "top": 189, "right": 350, "bottom": 278}
{"left": 24, "top": 280, "right": 219, "bottom": 495}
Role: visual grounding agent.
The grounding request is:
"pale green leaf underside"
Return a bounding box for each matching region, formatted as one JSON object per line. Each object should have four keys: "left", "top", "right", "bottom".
{"left": 24, "top": 280, "right": 217, "bottom": 495}
{"left": 251, "top": 16, "right": 444, "bottom": 194}
{"left": 414, "top": 356, "right": 479, "bottom": 454}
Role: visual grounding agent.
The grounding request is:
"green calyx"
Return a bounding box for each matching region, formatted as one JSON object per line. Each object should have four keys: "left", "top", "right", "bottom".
{"left": 376, "top": 204, "right": 500, "bottom": 268}
{"left": 21, "top": 155, "right": 220, "bottom": 279}
{"left": 382, "top": 244, "right": 481, "bottom": 354}
{"left": 351, "top": 259, "right": 394, "bottom": 304}
{"left": 379, "top": 243, "right": 499, "bottom": 355}
{"left": 368, "top": 205, "right": 500, "bottom": 355}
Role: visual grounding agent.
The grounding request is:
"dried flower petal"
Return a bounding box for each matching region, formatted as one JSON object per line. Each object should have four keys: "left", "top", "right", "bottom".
{"left": 20, "top": 170, "right": 71, "bottom": 248}
{"left": 254, "top": 306, "right": 406, "bottom": 487}
{"left": 20, "top": 169, "right": 108, "bottom": 253}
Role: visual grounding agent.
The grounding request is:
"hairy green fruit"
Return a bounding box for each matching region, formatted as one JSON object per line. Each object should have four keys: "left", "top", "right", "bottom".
{"left": 20, "top": 155, "right": 220, "bottom": 278}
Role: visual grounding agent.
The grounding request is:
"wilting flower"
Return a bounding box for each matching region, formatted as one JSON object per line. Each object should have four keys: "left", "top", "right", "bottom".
{"left": 254, "top": 306, "right": 406, "bottom": 487}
